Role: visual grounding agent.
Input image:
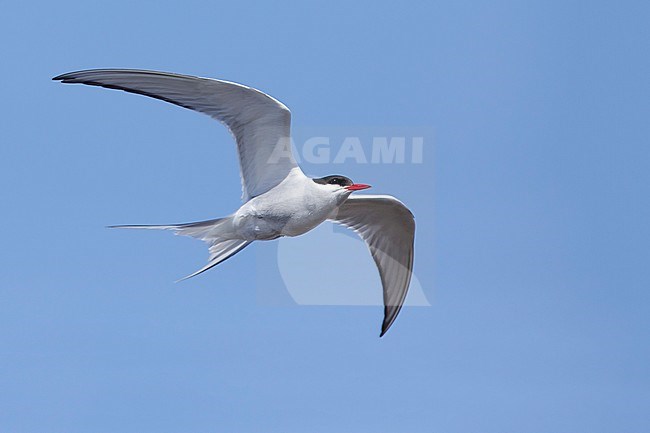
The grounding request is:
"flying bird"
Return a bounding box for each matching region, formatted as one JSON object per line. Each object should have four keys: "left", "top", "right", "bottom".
{"left": 54, "top": 69, "right": 415, "bottom": 336}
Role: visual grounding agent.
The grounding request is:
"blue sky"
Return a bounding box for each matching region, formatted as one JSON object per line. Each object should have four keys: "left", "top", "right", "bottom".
{"left": 1, "top": 1, "right": 649, "bottom": 432}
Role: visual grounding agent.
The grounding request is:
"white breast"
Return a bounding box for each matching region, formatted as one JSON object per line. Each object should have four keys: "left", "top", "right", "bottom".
{"left": 232, "top": 168, "right": 344, "bottom": 240}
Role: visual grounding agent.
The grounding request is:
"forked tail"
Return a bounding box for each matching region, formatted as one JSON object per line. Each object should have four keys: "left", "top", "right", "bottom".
{"left": 109, "top": 217, "right": 251, "bottom": 280}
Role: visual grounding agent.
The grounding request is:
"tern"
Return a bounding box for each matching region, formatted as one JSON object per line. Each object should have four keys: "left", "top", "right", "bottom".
{"left": 54, "top": 69, "right": 415, "bottom": 336}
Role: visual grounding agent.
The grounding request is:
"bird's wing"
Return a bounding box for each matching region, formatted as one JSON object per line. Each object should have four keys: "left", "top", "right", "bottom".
{"left": 53, "top": 69, "right": 298, "bottom": 201}
{"left": 330, "top": 195, "right": 415, "bottom": 336}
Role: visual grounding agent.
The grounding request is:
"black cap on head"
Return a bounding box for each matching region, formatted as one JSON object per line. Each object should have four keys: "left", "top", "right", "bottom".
{"left": 312, "top": 175, "right": 354, "bottom": 187}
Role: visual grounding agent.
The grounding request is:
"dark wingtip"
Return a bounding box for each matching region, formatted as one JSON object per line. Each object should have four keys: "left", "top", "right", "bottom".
{"left": 52, "top": 71, "right": 80, "bottom": 82}
{"left": 379, "top": 312, "right": 394, "bottom": 337}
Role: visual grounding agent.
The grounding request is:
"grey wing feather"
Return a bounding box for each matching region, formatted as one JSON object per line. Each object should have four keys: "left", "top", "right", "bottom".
{"left": 330, "top": 195, "right": 415, "bottom": 337}
{"left": 53, "top": 69, "right": 298, "bottom": 200}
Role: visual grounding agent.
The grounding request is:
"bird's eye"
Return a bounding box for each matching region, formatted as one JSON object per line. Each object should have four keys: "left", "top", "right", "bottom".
{"left": 329, "top": 178, "right": 341, "bottom": 185}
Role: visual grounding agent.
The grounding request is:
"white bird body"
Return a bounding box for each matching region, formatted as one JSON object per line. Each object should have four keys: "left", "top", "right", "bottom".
{"left": 233, "top": 167, "right": 346, "bottom": 240}
{"left": 54, "top": 69, "right": 416, "bottom": 336}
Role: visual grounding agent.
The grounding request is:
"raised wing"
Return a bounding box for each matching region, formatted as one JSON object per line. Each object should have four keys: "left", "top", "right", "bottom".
{"left": 53, "top": 69, "right": 298, "bottom": 200}
{"left": 330, "top": 195, "right": 415, "bottom": 336}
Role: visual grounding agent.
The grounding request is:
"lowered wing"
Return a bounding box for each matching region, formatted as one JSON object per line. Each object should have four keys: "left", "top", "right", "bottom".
{"left": 330, "top": 195, "right": 415, "bottom": 336}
